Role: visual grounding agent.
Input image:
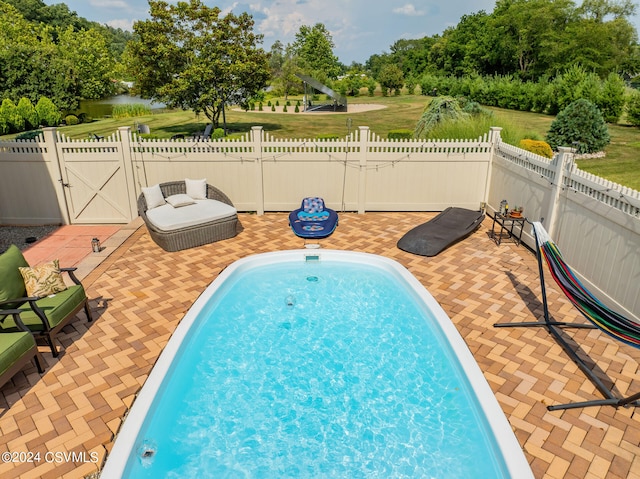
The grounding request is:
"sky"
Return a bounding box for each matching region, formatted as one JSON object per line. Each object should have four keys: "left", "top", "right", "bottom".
{"left": 44, "top": 0, "right": 640, "bottom": 65}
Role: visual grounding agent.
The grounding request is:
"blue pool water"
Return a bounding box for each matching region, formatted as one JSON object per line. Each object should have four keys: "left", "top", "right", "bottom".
{"left": 105, "top": 252, "right": 531, "bottom": 478}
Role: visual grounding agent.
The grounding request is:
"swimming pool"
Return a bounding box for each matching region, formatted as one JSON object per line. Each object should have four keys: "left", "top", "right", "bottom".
{"left": 100, "top": 250, "right": 533, "bottom": 478}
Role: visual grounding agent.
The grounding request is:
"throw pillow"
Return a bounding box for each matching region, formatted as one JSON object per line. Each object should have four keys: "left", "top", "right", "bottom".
{"left": 185, "top": 178, "right": 207, "bottom": 200}
{"left": 19, "top": 259, "right": 67, "bottom": 298}
{"left": 142, "top": 184, "right": 166, "bottom": 209}
{"left": 166, "top": 194, "right": 196, "bottom": 207}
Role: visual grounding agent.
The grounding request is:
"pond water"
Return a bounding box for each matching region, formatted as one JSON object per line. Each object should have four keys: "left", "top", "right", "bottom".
{"left": 75, "top": 95, "right": 166, "bottom": 118}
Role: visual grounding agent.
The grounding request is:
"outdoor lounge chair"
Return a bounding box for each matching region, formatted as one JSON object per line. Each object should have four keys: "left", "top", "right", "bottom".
{"left": 495, "top": 221, "right": 640, "bottom": 410}
{"left": 138, "top": 180, "right": 241, "bottom": 252}
{"left": 397, "top": 207, "right": 485, "bottom": 256}
{"left": 191, "top": 124, "right": 213, "bottom": 140}
{"left": 0, "top": 245, "right": 93, "bottom": 357}
{"left": 289, "top": 197, "right": 338, "bottom": 239}
{"left": 0, "top": 328, "right": 45, "bottom": 389}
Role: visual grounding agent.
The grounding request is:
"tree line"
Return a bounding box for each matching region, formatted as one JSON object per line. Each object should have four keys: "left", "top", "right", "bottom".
{"left": 2, "top": 0, "right": 640, "bottom": 134}
{"left": 366, "top": 0, "right": 639, "bottom": 84}
{"left": 1, "top": 0, "right": 131, "bottom": 114}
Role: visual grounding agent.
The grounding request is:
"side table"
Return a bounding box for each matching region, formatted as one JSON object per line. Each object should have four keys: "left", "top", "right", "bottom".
{"left": 490, "top": 213, "right": 526, "bottom": 246}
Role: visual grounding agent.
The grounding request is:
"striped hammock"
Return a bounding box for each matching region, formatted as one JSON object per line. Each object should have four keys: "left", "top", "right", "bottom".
{"left": 532, "top": 222, "right": 640, "bottom": 349}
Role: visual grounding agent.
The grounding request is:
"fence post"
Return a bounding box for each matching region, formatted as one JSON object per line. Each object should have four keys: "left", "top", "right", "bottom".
{"left": 545, "top": 146, "right": 573, "bottom": 238}
{"left": 251, "top": 126, "right": 265, "bottom": 215}
{"left": 41, "top": 127, "right": 70, "bottom": 225}
{"left": 118, "top": 126, "right": 138, "bottom": 221}
{"left": 357, "top": 126, "right": 370, "bottom": 214}
{"left": 485, "top": 127, "right": 502, "bottom": 209}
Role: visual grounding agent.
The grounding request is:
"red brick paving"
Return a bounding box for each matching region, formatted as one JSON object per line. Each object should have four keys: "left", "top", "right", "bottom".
{"left": 1, "top": 212, "right": 639, "bottom": 478}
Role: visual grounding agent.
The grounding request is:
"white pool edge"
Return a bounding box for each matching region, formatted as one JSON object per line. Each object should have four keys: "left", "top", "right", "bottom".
{"left": 100, "top": 249, "right": 533, "bottom": 478}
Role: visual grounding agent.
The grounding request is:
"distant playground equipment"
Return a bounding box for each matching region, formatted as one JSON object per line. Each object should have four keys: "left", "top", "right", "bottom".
{"left": 296, "top": 74, "right": 348, "bottom": 112}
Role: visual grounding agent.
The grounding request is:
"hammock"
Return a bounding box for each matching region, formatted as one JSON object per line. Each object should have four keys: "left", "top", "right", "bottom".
{"left": 533, "top": 222, "right": 640, "bottom": 349}
{"left": 495, "top": 221, "right": 640, "bottom": 410}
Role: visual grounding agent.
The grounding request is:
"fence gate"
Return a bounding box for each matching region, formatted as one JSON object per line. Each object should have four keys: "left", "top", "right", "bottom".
{"left": 56, "top": 139, "right": 136, "bottom": 224}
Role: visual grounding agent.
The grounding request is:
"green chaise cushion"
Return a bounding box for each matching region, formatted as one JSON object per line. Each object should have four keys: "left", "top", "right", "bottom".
{"left": 0, "top": 245, "right": 29, "bottom": 309}
{"left": 0, "top": 331, "right": 36, "bottom": 375}
{"left": 1, "top": 285, "right": 87, "bottom": 332}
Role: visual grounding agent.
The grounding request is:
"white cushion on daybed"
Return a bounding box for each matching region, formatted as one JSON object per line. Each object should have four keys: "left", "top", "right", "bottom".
{"left": 146, "top": 199, "right": 236, "bottom": 232}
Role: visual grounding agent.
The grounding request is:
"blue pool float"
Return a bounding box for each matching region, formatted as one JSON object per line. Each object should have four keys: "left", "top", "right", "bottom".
{"left": 289, "top": 197, "right": 338, "bottom": 238}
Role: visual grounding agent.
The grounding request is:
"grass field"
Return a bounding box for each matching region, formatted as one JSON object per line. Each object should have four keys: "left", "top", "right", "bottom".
{"left": 6, "top": 93, "right": 640, "bottom": 190}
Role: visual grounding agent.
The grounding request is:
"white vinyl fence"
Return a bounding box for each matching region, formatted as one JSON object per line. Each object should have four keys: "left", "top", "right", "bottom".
{"left": 1, "top": 126, "right": 638, "bottom": 319}
{"left": 489, "top": 133, "right": 640, "bottom": 321}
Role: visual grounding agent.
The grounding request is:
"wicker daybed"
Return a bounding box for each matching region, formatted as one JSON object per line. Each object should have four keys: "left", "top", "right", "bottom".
{"left": 137, "top": 180, "right": 242, "bottom": 252}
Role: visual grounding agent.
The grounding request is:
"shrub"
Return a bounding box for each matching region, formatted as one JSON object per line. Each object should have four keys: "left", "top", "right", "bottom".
{"left": 283, "top": 105, "right": 288, "bottom": 112}
{"left": 65, "top": 114, "right": 79, "bottom": 126}
{"left": 15, "top": 130, "right": 43, "bottom": 140}
{"left": 597, "top": 73, "right": 625, "bottom": 123}
{"left": 275, "top": 100, "right": 280, "bottom": 106}
{"left": 367, "top": 78, "right": 376, "bottom": 96}
{"left": 258, "top": 102, "right": 263, "bottom": 111}
{"left": 78, "top": 113, "right": 92, "bottom": 123}
{"left": 294, "top": 105, "right": 300, "bottom": 113}
{"left": 0, "top": 99, "right": 21, "bottom": 132}
{"left": 36, "top": 96, "right": 62, "bottom": 126}
{"left": 414, "top": 96, "right": 469, "bottom": 138}
{"left": 388, "top": 129, "right": 414, "bottom": 139}
{"left": 211, "top": 128, "right": 225, "bottom": 139}
{"left": 519, "top": 139, "right": 554, "bottom": 158}
{"left": 16, "top": 98, "right": 38, "bottom": 130}
{"left": 546, "top": 99, "right": 610, "bottom": 153}
{"left": 271, "top": 105, "right": 276, "bottom": 111}
{"left": 626, "top": 91, "right": 640, "bottom": 126}
{"left": 548, "top": 65, "right": 601, "bottom": 115}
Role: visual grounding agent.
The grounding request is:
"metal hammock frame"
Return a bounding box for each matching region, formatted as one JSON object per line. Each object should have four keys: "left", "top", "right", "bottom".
{"left": 495, "top": 221, "right": 640, "bottom": 411}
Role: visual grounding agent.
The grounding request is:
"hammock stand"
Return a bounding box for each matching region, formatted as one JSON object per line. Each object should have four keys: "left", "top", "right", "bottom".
{"left": 494, "top": 221, "right": 640, "bottom": 411}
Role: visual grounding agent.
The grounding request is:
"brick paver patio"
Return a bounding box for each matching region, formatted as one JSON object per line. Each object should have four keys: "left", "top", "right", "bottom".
{"left": 1, "top": 212, "right": 639, "bottom": 478}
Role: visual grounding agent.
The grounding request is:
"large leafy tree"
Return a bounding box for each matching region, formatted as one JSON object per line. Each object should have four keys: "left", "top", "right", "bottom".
{"left": 0, "top": 2, "right": 77, "bottom": 110}
{"left": 125, "top": 0, "right": 269, "bottom": 128}
{"left": 485, "top": 0, "right": 575, "bottom": 79}
{"left": 1, "top": 1, "right": 119, "bottom": 111}
{"left": 429, "top": 12, "right": 491, "bottom": 77}
{"left": 292, "top": 23, "right": 341, "bottom": 80}
{"left": 58, "top": 26, "right": 116, "bottom": 100}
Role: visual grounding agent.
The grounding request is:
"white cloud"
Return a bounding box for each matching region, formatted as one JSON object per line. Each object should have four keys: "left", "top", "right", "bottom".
{"left": 252, "top": 0, "right": 344, "bottom": 40}
{"left": 107, "top": 18, "right": 135, "bottom": 31}
{"left": 392, "top": 4, "right": 426, "bottom": 16}
{"left": 89, "top": 0, "right": 130, "bottom": 9}
{"left": 221, "top": 2, "right": 239, "bottom": 17}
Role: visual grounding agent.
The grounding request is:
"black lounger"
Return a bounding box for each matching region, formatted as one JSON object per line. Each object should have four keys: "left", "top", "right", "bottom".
{"left": 397, "top": 207, "right": 485, "bottom": 257}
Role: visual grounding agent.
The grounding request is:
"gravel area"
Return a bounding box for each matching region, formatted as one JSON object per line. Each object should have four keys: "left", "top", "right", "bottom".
{"left": 0, "top": 225, "right": 60, "bottom": 253}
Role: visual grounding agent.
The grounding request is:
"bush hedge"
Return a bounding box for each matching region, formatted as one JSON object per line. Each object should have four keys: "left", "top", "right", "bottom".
{"left": 388, "top": 129, "right": 414, "bottom": 139}
{"left": 65, "top": 114, "right": 79, "bottom": 126}
{"left": 518, "top": 139, "right": 554, "bottom": 158}
{"left": 419, "top": 67, "right": 626, "bottom": 124}
{"left": 0, "top": 96, "right": 61, "bottom": 134}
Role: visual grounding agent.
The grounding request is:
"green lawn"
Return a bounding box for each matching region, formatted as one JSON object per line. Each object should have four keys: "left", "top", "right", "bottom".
{"left": 5, "top": 94, "right": 640, "bottom": 190}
